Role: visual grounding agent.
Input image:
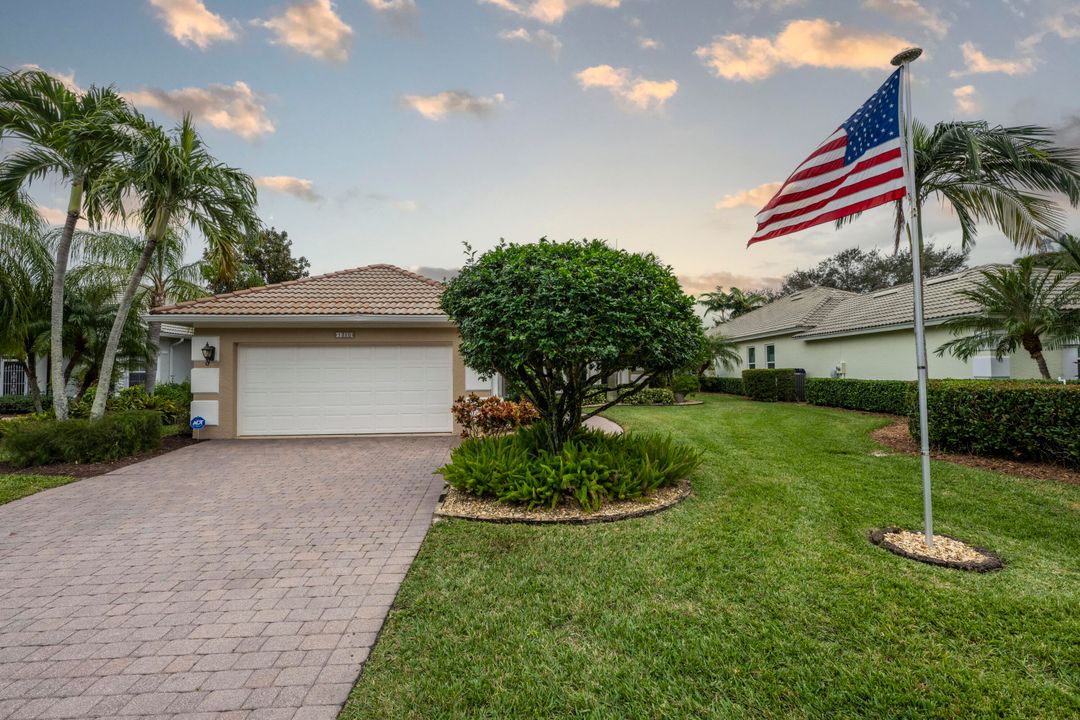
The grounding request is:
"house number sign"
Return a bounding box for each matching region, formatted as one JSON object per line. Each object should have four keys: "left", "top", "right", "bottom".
{"left": 336, "top": 331, "right": 354, "bottom": 338}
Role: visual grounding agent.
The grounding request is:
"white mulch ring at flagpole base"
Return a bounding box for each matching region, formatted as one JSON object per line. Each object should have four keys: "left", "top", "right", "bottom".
{"left": 869, "top": 527, "right": 1004, "bottom": 572}
{"left": 435, "top": 479, "right": 692, "bottom": 525}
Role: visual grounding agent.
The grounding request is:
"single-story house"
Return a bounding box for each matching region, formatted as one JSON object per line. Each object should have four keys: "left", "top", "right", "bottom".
{"left": 714, "top": 265, "right": 1080, "bottom": 381}
{"left": 149, "top": 264, "right": 498, "bottom": 439}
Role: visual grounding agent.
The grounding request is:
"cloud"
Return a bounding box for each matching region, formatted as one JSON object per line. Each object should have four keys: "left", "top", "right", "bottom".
{"left": 716, "top": 182, "right": 782, "bottom": 210}
{"left": 256, "top": 176, "right": 322, "bottom": 202}
{"left": 256, "top": 0, "right": 352, "bottom": 63}
{"left": 37, "top": 206, "right": 88, "bottom": 229}
{"left": 1057, "top": 114, "right": 1080, "bottom": 150}
{"left": 148, "top": 0, "right": 236, "bottom": 49}
{"left": 862, "top": 0, "right": 949, "bottom": 39}
{"left": 678, "top": 271, "right": 782, "bottom": 296}
{"left": 1020, "top": 6, "right": 1080, "bottom": 50}
{"left": 411, "top": 266, "right": 458, "bottom": 282}
{"left": 498, "top": 27, "right": 562, "bottom": 58}
{"left": 734, "top": 0, "right": 807, "bottom": 11}
{"left": 952, "top": 84, "right": 978, "bottom": 115}
{"left": 19, "top": 64, "right": 82, "bottom": 94}
{"left": 950, "top": 41, "right": 1036, "bottom": 76}
{"left": 575, "top": 65, "right": 678, "bottom": 110}
{"left": 695, "top": 19, "right": 911, "bottom": 81}
{"left": 368, "top": 193, "right": 418, "bottom": 211}
{"left": 638, "top": 36, "right": 659, "bottom": 49}
{"left": 401, "top": 91, "right": 505, "bottom": 120}
{"left": 479, "top": 0, "right": 620, "bottom": 24}
{"left": 125, "top": 81, "right": 274, "bottom": 140}
{"left": 365, "top": 0, "right": 418, "bottom": 29}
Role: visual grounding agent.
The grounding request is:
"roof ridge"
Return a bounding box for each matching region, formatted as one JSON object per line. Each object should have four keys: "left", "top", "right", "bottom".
{"left": 150, "top": 264, "right": 441, "bottom": 314}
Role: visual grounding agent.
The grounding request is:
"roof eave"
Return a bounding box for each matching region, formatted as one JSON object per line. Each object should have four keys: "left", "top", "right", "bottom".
{"left": 145, "top": 313, "right": 452, "bottom": 327}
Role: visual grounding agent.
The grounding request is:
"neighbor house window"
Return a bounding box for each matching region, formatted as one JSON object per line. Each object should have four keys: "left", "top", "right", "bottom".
{"left": 3, "top": 361, "right": 27, "bottom": 396}
{"left": 127, "top": 368, "right": 146, "bottom": 388}
{"left": 766, "top": 344, "right": 776, "bottom": 369}
{"left": 747, "top": 347, "right": 756, "bottom": 369}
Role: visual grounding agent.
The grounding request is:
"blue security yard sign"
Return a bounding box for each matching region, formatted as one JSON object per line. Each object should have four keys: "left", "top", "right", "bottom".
{"left": 190, "top": 416, "right": 207, "bottom": 430}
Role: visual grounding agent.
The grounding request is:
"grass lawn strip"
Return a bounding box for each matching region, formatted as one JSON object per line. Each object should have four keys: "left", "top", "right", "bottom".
{"left": 343, "top": 393, "right": 1080, "bottom": 720}
{"left": 0, "top": 474, "right": 78, "bottom": 506}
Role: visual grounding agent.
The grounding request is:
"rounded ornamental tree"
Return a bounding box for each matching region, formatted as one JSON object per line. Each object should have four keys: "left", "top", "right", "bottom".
{"left": 441, "top": 238, "right": 705, "bottom": 451}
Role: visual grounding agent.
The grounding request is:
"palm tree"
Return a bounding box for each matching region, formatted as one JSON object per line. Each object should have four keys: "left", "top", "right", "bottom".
{"left": 87, "top": 113, "right": 259, "bottom": 418}
{"left": 78, "top": 229, "right": 208, "bottom": 393}
{"left": 842, "top": 121, "right": 1080, "bottom": 252}
{"left": 697, "top": 334, "right": 741, "bottom": 375}
{"left": 0, "top": 69, "right": 131, "bottom": 419}
{"left": 936, "top": 258, "right": 1080, "bottom": 379}
{"left": 699, "top": 287, "right": 768, "bottom": 323}
{"left": 1058, "top": 234, "right": 1080, "bottom": 271}
{"left": 0, "top": 217, "right": 52, "bottom": 411}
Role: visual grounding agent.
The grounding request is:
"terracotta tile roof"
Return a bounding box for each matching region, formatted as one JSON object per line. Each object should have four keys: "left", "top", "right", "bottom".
{"left": 150, "top": 264, "right": 445, "bottom": 316}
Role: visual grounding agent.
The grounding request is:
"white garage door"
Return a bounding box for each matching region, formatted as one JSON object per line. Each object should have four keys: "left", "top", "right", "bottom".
{"left": 237, "top": 344, "right": 453, "bottom": 436}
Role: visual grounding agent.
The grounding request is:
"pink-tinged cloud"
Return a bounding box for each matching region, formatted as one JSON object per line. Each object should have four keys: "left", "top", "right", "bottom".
{"left": 952, "top": 85, "right": 978, "bottom": 115}
{"left": 125, "top": 81, "right": 274, "bottom": 140}
{"left": 716, "top": 182, "right": 782, "bottom": 210}
{"left": 695, "top": 19, "right": 911, "bottom": 81}
{"left": 148, "top": 0, "right": 236, "bottom": 49}
{"left": 401, "top": 91, "right": 506, "bottom": 120}
{"left": 37, "top": 206, "right": 87, "bottom": 229}
{"left": 499, "top": 27, "right": 562, "bottom": 58}
{"left": 256, "top": 176, "right": 322, "bottom": 202}
{"left": 678, "top": 271, "right": 782, "bottom": 296}
{"left": 862, "top": 0, "right": 949, "bottom": 39}
{"left": 950, "top": 42, "right": 1036, "bottom": 77}
{"left": 19, "top": 64, "right": 82, "bottom": 93}
{"left": 576, "top": 65, "right": 678, "bottom": 110}
{"left": 480, "top": 0, "right": 620, "bottom": 25}
{"left": 257, "top": 0, "right": 353, "bottom": 63}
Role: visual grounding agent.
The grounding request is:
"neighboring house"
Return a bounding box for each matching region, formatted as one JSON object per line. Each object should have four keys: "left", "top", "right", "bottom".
{"left": 714, "top": 266, "right": 1080, "bottom": 381}
{"left": 149, "top": 264, "right": 496, "bottom": 439}
{"left": 0, "top": 326, "right": 194, "bottom": 398}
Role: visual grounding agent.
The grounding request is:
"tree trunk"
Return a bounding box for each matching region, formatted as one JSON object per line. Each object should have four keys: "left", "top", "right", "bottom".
{"left": 1021, "top": 334, "right": 1051, "bottom": 379}
{"left": 50, "top": 181, "right": 83, "bottom": 420}
{"left": 90, "top": 211, "right": 169, "bottom": 420}
{"left": 144, "top": 319, "right": 162, "bottom": 395}
{"left": 1031, "top": 351, "right": 1051, "bottom": 379}
{"left": 21, "top": 351, "right": 43, "bottom": 413}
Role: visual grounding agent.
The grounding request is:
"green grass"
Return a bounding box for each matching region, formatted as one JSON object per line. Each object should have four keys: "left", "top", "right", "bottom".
{"left": 343, "top": 395, "right": 1080, "bottom": 719}
{"left": 0, "top": 473, "right": 78, "bottom": 506}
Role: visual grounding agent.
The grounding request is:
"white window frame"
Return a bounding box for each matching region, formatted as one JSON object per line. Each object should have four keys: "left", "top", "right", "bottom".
{"left": 747, "top": 347, "right": 756, "bottom": 369}
{"left": 766, "top": 344, "right": 776, "bottom": 369}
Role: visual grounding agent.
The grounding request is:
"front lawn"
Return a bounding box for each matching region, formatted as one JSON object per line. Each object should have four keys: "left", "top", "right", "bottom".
{"left": 0, "top": 473, "right": 77, "bottom": 506}
{"left": 343, "top": 394, "right": 1080, "bottom": 719}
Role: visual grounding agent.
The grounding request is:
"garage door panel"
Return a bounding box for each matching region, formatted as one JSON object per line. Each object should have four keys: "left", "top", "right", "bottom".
{"left": 237, "top": 344, "right": 452, "bottom": 436}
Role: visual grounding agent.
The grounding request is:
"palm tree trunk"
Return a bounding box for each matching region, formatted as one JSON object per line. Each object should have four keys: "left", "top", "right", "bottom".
{"left": 144, "top": 319, "right": 162, "bottom": 395}
{"left": 21, "top": 350, "right": 42, "bottom": 413}
{"left": 90, "top": 211, "right": 170, "bottom": 420}
{"left": 50, "top": 181, "right": 82, "bottom": 420}
{"left": 1031, "top": 350, "right": 1051, "bottom": 379}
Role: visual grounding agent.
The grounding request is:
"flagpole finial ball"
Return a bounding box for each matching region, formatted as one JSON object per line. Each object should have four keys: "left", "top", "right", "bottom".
{"left": 891, "top": 47, "right": 923, "bottom": 66}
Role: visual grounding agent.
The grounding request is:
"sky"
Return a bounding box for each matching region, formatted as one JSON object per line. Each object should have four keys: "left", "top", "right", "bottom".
{"left": 3, "top": 0, "right": 1080, "bottom": 295}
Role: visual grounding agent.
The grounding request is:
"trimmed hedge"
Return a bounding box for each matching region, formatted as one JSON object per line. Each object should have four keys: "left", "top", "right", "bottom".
{"left": 0, "top": 395, "right": 50, "bottom": 414}
{"left": 701, "top": 376, "right": 745, "bottom": 395}
{"left": 672, "top": 374, "right": 700, "bottom": 397}
{"left": 623, "top": 388, "right": 676, "bottom": 406}
{"left": 1, "top": 410, "right": 163, "bottom": 468}
{"left": 742, "top": 368, "right": 797, "bottom": 402}
{"left": 806, "top": 378, "right": 915, "bottom": 415}
{"left": 912, "top": 381, "right": 1080, "bottom": 469}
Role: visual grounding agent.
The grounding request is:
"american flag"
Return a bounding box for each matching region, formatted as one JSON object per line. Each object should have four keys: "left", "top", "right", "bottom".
{"left": 748, "top": 69, "right": 907, "bottom": 246}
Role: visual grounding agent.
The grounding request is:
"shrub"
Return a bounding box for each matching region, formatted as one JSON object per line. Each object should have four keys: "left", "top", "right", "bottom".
{"left": 2, "top": 410, "right": 163, "bottom": 467}
{"left": 154, "top": 381, "right": 192, "bottom": 419}
{"left": 742, "top": 368, "right": 797, "bottom": 402}
{"left": 806, "top": 378, "right": 915, "bottom": 415}
{"left": 672, "top": 374, "right": 700, "bottom": 398}
{"left": 701, "top": 376, "right": 745, "bottom": 395}
{"left": 451, "top": 393, "right": 539, "bottom": 438}
{"left": 0, "top": 395, "right": 51, "bottom": 414}
{"left": 910, "top": 381, "right": 1080, "bottom": 469}
{"left": 622, "top": 388, "right": 676, "bottom": 405}
{"left": 107, "top": 386, "right": 183, "bottom": 425}
{"left": 584, "top": 386, "right": 610, "bottom": 405}
{"left": 438, "top": 425, "right": 701, "bottom": 510}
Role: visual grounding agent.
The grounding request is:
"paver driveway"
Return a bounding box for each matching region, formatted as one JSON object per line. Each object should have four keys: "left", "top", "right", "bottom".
{"left": 0, "top": 436, "right": 453, "bottom": 719}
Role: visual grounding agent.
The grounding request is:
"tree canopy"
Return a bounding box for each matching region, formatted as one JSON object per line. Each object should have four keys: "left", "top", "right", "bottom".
{"left": 204, "top": 227, "right": 310, "bottom": 294}
{"left": 440, "top": 239, "right": 705, "bottom": 450}
{"left": 781, "top": 244, "right": 969, "bottom": 295}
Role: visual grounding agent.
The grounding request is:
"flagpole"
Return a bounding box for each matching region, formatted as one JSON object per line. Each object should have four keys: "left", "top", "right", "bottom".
{"left": 892, "top": 47, "right": 934, "bottom": 548}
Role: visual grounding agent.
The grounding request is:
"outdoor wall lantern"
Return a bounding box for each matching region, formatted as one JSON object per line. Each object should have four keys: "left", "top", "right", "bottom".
{"left": 201, "top": 342, "right": 216, "bottom": 366}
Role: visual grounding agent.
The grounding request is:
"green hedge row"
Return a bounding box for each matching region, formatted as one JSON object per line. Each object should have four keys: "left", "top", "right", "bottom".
{"left": 701, "top": 376, "right": 745, "bottom": 395}
{"left": 0, "top": 395, "right": 50, "bottom": 414}
{"left": 912, "top": 381, "right": 1080, "bottom": 469}
{"left": 742, "top": 369, "right": 796, "bottom": 402}
{"left": 805, "top": 378, "right": 915, "bottom": 415}
{"left": 2, "top": 410, "right": 163, "bottom": 467}
{"left": 623, "top": 388, "right": 676, "bottom": 405}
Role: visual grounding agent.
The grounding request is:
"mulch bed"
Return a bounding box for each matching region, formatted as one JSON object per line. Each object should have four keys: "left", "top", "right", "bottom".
{"left": 0, "top": 435, "right": 198, "bottom": 478}
{"left": 435, "top": 478, "right": 692, "bottom": 525}
{"left": 872, "top": 418, "right": 1080, "bottom": 486}
{"left": 869, "top": 527, "right": 1004, "bottom": 572}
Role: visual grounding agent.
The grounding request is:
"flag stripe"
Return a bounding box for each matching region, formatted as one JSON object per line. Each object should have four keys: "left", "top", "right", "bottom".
{"left": 757, "top": 139, "right": 901, "bottom": 212}
{"left": 749, "top": 187, "right": 906, "bottom": 245}
{"left": 755, "top": 145, "right": 903, "bottom": 226}
{"left": 751, "top": 175, "right": 902, "bottom": 240}
{"left": 755, "top": 166, "right": 905, "bottom": 232}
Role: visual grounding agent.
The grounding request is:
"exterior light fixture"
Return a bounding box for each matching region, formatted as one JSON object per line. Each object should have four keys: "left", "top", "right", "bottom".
{"left": 201, "top": 342, "right": 216, "bottom": 366}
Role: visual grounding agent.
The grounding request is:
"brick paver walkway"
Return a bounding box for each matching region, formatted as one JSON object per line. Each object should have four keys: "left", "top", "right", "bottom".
{"left": 0, "top": 436, "right": 453, "bottom": 719}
